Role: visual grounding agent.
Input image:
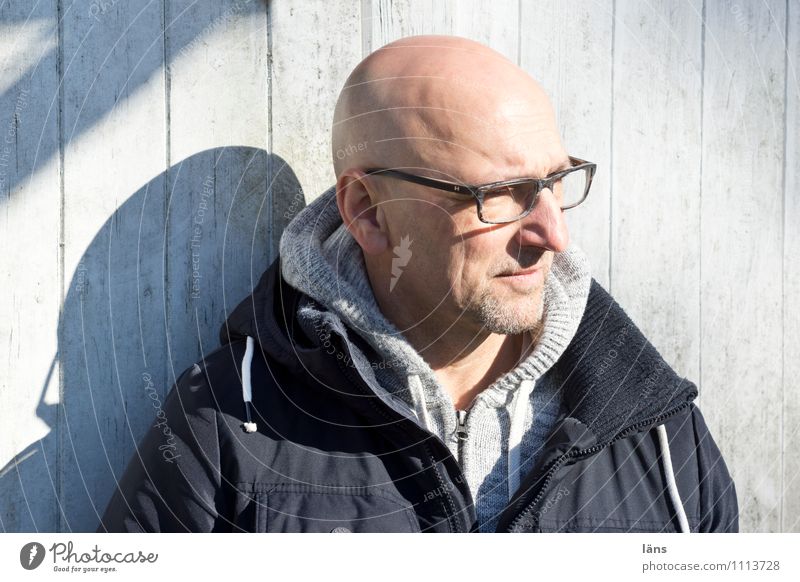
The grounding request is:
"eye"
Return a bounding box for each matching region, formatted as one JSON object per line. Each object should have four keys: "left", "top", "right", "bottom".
{"left": 484, "top": 183, "right": 536, "bottom": 205}
{"left": 480, "top": 182, "right": 537, "bottom": 222}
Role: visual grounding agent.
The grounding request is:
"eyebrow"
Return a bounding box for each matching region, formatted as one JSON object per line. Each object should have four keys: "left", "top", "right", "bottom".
{"left": 541, "top": 157, "right": 573, "bottom": 177}
{"left": 553, "top": 157, "right": 573, "bottom": 172}
{"left": 475, "top": 157, "right": 573, "bottom": 185}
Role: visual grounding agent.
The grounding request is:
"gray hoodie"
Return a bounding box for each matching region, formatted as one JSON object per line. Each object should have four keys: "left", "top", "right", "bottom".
{"left": 279, "top": 185, "right": 592, "bottom": 532}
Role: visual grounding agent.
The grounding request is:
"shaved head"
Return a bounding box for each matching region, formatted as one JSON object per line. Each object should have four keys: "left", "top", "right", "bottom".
{"left": 329, "top": 34, "right": 571, "bottom": 377}
{"left": 332, "top": 35, "right": 562, "bottom": 183}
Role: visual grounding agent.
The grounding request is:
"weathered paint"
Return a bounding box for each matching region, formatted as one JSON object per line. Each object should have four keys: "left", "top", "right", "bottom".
{"left": 0, "top": 0, "right": 795, "bottom": 533}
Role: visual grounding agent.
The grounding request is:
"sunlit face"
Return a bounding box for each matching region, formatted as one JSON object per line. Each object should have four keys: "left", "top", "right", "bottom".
{"left": 373, "top": 106, "right": 571, "bottom": 338}
{"left": 333, "top": 36, "right": 573, "bottom": 342}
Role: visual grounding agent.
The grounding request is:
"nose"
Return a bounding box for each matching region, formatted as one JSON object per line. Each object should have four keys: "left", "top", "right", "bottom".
{"left": 516, "top": 187, "right": 570, "bottom": 252}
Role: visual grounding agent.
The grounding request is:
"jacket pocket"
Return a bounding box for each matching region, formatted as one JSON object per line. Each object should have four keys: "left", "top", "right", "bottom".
{"left": 251, "top": 483, "right": 420, "bottom": 533}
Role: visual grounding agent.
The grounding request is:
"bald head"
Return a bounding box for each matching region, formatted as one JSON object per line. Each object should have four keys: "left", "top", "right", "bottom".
{"left": 331, "top": 35, "right": 563, "bottom": 184}
{"left": 329, "top": 35, "right": 573, "bottom": 372}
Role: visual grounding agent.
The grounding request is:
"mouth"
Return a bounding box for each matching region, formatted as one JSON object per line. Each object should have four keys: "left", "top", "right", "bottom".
{"left": 497, "top": 265, "right": 542, "bottom": 277}
{"left": 494, "top": 263, "right": 546, "bottom": 291}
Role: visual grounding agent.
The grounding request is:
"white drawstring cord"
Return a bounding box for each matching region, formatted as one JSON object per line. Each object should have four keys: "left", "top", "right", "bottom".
{"left": 656, "top": 423, "right": 690, "bottom": 533}
{"left": 508, "top": 379, "right": 536, "bottom": 501}
{"left": 241, "top": 336, "right": 258, "bottom": 433}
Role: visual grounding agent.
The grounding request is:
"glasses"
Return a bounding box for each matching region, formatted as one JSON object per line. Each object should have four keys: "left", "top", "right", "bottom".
{"left": 364, "top": 155, "right": 596, "bottom": 224}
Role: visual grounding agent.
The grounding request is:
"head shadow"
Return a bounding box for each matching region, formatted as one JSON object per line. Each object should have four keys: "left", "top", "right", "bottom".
{"left": 0, "top": 146, "right": 304, "bottom": 532}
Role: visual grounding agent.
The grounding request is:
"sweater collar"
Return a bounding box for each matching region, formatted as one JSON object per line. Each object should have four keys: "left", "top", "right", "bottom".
{"left": 278, "top": 185, "right": 592, "bottom": 409}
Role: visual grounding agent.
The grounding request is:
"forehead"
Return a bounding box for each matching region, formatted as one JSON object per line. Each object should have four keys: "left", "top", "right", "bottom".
{"left": 480, "top": 142, "right": 570, "bottom": 184}
{"left": 411, "top": 100, "right": 568, "bottom": 184}
{"left": 477, "top": 100, "right": 568, "bottom": 179}
{"left": 420, "top": 134, "right": 569, "bottom": 186}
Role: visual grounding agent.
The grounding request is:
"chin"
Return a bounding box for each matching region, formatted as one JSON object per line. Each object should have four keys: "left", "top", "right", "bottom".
{"left": 473, "top": 288, "right": 545, "bottom": 335}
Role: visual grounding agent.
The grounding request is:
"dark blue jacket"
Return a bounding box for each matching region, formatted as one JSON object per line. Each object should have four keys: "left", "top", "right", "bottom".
{"left": 97, "top": 256, "right": 738, "bottom": 532}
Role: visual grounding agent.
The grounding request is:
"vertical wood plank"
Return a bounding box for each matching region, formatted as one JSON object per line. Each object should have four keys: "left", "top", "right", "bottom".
{"left": 611, "top": 1, "right": 703, "bottom": 382}
{"left": 366, "top": 0, "right": 456, "bottom": 48}
{"left": 0, "top": 0, "right": 61, "bottom": 533}
{"left": 269, "top": 0, "right": 361, "bottom": 222}
{"left": 0, "top": 0, "right": 796, "bottom": 535}
{"left": 453, "top": 0, "right": 518, "bottom": 63}
{"left": 783, "top": 0, "right": 799, "bottom": 533}
{"left": 60, "top": 0, "right": 168, "bottom": 532}
{"left": 520, "top": 0, "right": 614, "bottom": 291}
{"left": 701, "top": 0, "right": 786, "bottom": 532}
{"left": 164, "top": 0, "right": 270, "bottom": 393}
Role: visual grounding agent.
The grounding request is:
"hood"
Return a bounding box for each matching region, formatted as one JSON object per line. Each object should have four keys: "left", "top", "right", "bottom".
{"left": 276, "top": 185, "right": 594, "bottom": 420}
{"left": 218, "top": 186, "right": 698, "bottom": 440}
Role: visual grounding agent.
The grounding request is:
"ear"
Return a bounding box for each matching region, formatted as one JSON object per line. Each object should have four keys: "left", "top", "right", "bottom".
{"left": 335, "top": 170, "right": 390, "bottom": 256}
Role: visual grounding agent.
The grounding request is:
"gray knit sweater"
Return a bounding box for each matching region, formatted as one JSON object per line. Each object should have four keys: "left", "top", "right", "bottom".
{"left": 279, "top": 185, "right": 592, "bottom": 532}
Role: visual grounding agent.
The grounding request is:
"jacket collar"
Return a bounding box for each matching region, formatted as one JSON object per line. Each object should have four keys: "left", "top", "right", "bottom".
{"left": 222, "top": 254, "right": 698, "bottom": 446}
{"left": 554, "top": 279, "right": 698, "bottom": 445}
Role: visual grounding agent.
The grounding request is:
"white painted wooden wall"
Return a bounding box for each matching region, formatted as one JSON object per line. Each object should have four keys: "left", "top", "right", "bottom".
{"left": 1, "top": 0, "right": 797, "bottom": 533}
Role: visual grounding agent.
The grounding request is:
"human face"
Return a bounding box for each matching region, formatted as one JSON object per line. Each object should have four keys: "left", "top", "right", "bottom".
{"left": 379, "top": 122, "right": 571, "bottom": 337}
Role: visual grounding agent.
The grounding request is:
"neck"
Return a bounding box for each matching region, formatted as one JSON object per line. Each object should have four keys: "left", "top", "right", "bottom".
{"left": 374, "top": 290, "right": 539, "bottom": 409}
{"left": 365, "top": 258, "right": 543, "bottom": 410}
{"left": 427, "top": 330, "right": 535, "bottom": 410}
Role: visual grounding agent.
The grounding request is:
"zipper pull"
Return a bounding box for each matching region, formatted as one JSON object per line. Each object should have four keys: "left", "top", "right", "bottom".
{"left": 455, "top": 409, "right": 468, "bottom": 440}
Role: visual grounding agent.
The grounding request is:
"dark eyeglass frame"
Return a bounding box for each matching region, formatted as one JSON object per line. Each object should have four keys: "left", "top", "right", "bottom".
{"left": 364, "top": 155, "right": 597, "bottom": 224}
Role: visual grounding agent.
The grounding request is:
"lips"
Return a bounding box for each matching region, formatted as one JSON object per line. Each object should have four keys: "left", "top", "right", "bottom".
{"left": 498, "top": 265, "right": 541, "bottom": 277}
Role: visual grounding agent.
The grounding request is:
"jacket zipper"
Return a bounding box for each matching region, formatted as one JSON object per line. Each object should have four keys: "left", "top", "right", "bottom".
{"left": 455, "top": 409, "right": 469, "bottom": 464}
{"left": 505, "top": 400, "right": 693, "bottom": 532}
{"left": 332, "top": 341, "right": 471, "bottom": 532}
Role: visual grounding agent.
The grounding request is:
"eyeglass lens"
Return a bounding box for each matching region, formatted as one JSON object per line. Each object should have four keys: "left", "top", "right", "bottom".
{"left": 479, "top": 168, "right": 589, "bottom": 222}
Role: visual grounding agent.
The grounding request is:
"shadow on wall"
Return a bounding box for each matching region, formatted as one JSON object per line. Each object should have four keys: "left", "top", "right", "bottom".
{"left": 0, "top": 146, "right": 304, "bottom": 532}
{"left": 0, "top": 0, "right": 269, "bottom": 200}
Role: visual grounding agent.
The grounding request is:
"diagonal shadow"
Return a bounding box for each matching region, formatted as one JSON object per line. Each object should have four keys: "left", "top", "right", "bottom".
{"left": 0, "top": 146, "right": 304, "bottom": 532}
{"left": 0, "top": 0, "right": 268, "bottom": 203}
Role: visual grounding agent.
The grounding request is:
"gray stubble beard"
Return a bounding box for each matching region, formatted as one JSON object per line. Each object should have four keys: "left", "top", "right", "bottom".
{"left": 472, "top": 278, "right": 547, "bottom": 336}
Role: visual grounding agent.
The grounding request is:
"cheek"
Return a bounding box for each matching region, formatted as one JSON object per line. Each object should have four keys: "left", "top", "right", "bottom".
{"left": 444, "top": 240, "right": 492, "bottom": 304}
{"left": 413, "top": 210, "right": 493, "bottom": 301}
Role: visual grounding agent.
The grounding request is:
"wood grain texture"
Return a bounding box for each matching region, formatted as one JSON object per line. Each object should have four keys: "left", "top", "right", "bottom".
{"left": 164, "top": 0, "right": 269, "bottom": 389}
{"left": 0, "top": 0, "right": 796, "bottom": 533}
{"left": 0, "top": 0, "right": 60, "bottom": 533}
{"left": 453, "top": 0, "right": 518, "bottom": 62}
{"left": 700, "top": 0, "right": 786, "bottom": 533}
{"left": 520, "top": 0, "right": 614, "bottom": 291}
{"left": 367, "top": 0, "right": 456, "bottom": 47}
{"left": 611, "top": 1, "right": 703, "bottom": 383}
{"left": 268, "top": 0, "right": 361, "bottom": 247}
{"left": 59, "top": 0, "right": 169, "bottom": 533}
{"left": 783, "top": 0, "right": 799, "bottom": 534}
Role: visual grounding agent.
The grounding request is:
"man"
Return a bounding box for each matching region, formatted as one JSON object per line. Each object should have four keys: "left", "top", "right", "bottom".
{"left": 98, "top": 35, "right": 738, "bottom": 533}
